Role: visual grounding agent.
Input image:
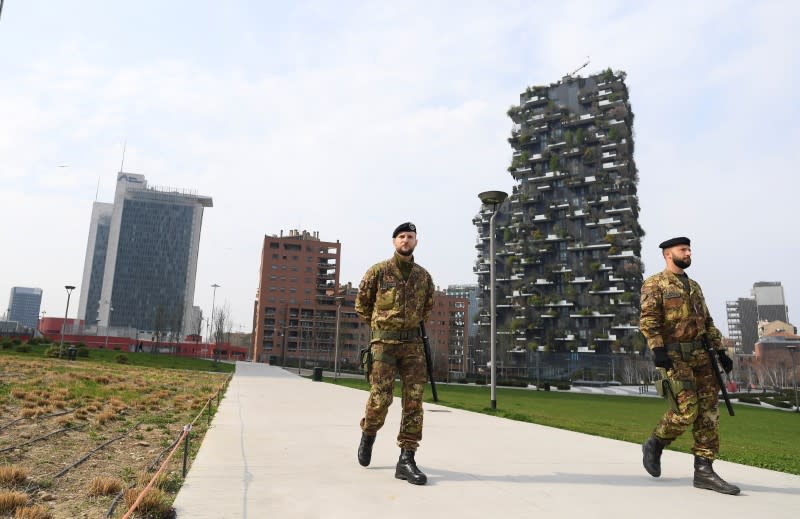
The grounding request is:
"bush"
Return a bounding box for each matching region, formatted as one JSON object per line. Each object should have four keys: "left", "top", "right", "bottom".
{"left": 762, "top": 398, "right": 793, "bottom": 409}
{"left": 556, "top": 383, "right": 571, "bottom": 390}
{"left": 736, "top": 396, "right": 761, "bottom": 405}
{"left": 77, "top": 347, "right": 89, "bottom": 358}
{"left": 45, "top": 345, "right": 61, "bottom": 358}
{"left": 497, "top": 378, "right": 529, "bottom": 388}
{"left": 27, "top": 337, "right": 42, "bottom": 345}
{"left": 1, "top": 341, "right": 12, "bottom": 350}
{"left": 14, "top": 344, "right": 31, "bottom": 353}
{"left": 115, "top": 354, "right": 129, "bottom": 364}
{"left": 11, "top": 338, "right": 21, "bottom": 346}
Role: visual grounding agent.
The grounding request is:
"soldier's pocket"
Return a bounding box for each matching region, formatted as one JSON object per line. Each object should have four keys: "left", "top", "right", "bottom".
{"left": 376, "top": 288, "right": 396, "bottom": 310}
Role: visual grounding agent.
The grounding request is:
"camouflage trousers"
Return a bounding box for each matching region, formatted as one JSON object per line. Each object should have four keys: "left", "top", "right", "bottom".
{"left": 654, "top": 349, "right": 720, "bottom": 459}
{"left": 360, "top": 340, "right": 427, "bottom": 451}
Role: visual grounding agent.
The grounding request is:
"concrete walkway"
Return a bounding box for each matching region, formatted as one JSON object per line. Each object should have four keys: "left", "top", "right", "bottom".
{"left": 173, "top": 362, "right": 800, "bottom": 518}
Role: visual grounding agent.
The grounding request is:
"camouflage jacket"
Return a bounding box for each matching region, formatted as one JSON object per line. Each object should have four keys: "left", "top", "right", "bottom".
{"left": 355, "top": 253, "right": 435, "bottom": 343}
{"left": 639, "top": 269, "right": 723, "bottom": 350}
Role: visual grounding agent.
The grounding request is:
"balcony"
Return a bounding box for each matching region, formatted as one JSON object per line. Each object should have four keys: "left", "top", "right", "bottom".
{"left": 534, "top": 278, "right": 553, "bottom": 285}
{"left": 571, "top": 276, "right": 592, "bottom": 284}
{"left": 608, "top": 250, "right": 636, "bottom": 259}
{"left": 570, "top": 311, "right": 615, "bottom": 318}
{"left": 589, "top": 287, "right": 625, "bottom": 295}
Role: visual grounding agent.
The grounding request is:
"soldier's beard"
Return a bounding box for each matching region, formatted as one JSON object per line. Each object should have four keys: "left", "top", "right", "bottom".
{"left": 673, "top": 256, "right": 691, "bottom": 269}
{"left": 396, "top": 245, "right": 415, "bottom": 257}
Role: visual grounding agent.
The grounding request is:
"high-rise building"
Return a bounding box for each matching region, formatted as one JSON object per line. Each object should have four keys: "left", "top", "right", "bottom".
{"left": 752, "top": 281, "right": 789, "bottom": 323}
{"left": 474, "top": 68, "right": 644, "bottom": 369}
{"left": 727, "top": 281, "right": 790, "bottom": 354}
{"left": 77, "top": 172, "right": 212, "bottom": 337}
{"left": 7, "top": 287, "right": 42, "bottom": 330}
{"left": 252, "top": 230, "right": 344, "bottom": 364}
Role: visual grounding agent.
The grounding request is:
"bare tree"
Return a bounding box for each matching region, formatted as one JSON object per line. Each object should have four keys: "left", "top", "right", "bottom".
{"left": 213, "top": 303, "right": 233, "bottom": 361}
{"left": 153, "top": 305, "right": 166, "bottom": 353}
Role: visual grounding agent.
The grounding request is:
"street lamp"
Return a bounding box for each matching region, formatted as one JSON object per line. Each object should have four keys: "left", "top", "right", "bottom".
{"left": 209, "top": 283, "right": 220, "bottom": 343}
{"left": 478, "top": 190, "right": 508, "bottom": 410}
{"left": 104, "top": 303, "right": 114, "bottom": 349}
{"left": 59, "top": 285, "right": 76, "bottom": 358}
{"left": 787, "top": 345, "right": 799, "bottom": 413}
{"left": 334, "top": 296, "right": 344, "bottom": 382}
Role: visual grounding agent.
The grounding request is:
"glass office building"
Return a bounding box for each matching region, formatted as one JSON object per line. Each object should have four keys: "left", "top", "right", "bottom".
{"left": 78, "top": 173, "right": 212, "bottom": 337}
{"left": 8, "top": 287, "right": 43, "bottom": 330}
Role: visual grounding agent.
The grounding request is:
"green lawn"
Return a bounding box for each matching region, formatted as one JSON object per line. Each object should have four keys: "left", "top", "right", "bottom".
{"left": 0, "top": 342, "right": 234, "bottom": 373}
{"left": 331, "top": 378, "right": 800, "bottom": 475}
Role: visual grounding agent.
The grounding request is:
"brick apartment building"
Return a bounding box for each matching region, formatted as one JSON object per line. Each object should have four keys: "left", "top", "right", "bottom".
{"left": 252, "top": 230, "right": 469, "bottom": 380}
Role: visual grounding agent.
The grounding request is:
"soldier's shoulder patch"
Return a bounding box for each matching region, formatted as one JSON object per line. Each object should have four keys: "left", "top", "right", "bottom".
{"left": 663, "top": 291, "right": 681, "bottom": 299}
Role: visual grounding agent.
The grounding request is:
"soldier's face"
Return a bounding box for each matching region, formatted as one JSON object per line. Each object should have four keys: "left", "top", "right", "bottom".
{"left": 393, "top": 231, "right": 417, "bottom": 257}
{"left": 667, "top": 245, "right": 691, "bottom": 269}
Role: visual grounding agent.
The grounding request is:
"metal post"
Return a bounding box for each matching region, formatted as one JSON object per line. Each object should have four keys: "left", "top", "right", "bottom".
{"left": 182, "top": 427, "right": 191, "bottom": 477}
{"left": 59, "top": 285, "right": 76, "bottom": 358}
{"left": 334, "top": 296, "right": 343, "bottom": 382}
{"left": 479, "top": 190, "right": 507, "bottom": 410}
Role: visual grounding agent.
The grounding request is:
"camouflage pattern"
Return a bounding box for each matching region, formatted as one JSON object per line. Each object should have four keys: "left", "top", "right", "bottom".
{"left": 640, "top": 269, "right": 724, "bottom": 460}
{"left": 356, "top": 252, "right": 434, "bottom": 451}
{"left": 640, "top": 269, "right": 723, "bottom": 350}
{"left": 654, "top": 349, "right": 720, "bottom": 459}
{"left": 355, "top": 253, "right": 435, "bottom": 342}
{"left": 360, "top": 341, "right": 427, "bottom": 450}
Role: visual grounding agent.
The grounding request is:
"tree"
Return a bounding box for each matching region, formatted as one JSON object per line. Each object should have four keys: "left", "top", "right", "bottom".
{"left": 153, "top": 305, "right": 166, "bottom": 353}
{"left": 213, "top": 303, "right": 233, "bottom": 362}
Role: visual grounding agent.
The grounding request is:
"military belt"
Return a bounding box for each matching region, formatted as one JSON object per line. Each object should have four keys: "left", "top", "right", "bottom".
{"left": 371, "top": 328, "right": 421, "bottom": 342}
{"left": 665, "top": 342, "right": 704, "bottom": 353}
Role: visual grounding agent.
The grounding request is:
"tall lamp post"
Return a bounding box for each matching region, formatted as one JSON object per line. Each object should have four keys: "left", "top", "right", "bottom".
{"left": 59, "top": 285, "right": 76, "bottom": 358}
{"left": 787, "top": 345, "right": 799, "bottom": 413}
{"left": 478, "top": 190, "right": 508, "bottom": 410}
{"left": 209, "top": 283, "right": 220, "bottom": 343}
{"left": 103, "top": 302, "right": 114, "bottom": 349}
{"left": 333, "top": 296, "right": 344, "bottom": 382}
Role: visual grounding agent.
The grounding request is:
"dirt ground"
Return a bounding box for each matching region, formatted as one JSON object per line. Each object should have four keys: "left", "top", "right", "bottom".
{"left": 0, "top": 356, "right": 228, "bottom": 518}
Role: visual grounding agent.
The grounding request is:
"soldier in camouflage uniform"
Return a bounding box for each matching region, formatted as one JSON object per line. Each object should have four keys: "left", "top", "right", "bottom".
{"left": 640, "top": 237, "right": 739, "bottom": 495}
{"left": 355, "top": 222, "right": 435, "bottom": 485}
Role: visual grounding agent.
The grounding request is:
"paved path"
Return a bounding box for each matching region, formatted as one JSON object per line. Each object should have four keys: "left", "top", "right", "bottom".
{"left": 173, "top": 362, "right": 800, "bottom": 518}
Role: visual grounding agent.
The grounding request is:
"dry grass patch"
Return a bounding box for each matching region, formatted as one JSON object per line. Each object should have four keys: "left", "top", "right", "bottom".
{"left": 13, "top": 504, "right": 52, "bottom": 519}
{"left": 87, "top": 476, "right": 124, "bottom": 496}
{"left": 123, "top": 487, "right": 173, "bottom": 518}
{"left": 0, "top": 491, "right": 28, "bottom": 514}
{"left": 0, "top": 465, "right": 29, "bottom": 486}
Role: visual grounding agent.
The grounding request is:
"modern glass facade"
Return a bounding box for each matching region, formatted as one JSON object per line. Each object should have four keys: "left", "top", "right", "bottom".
{"left": 78, "top": 173, "right": 212, "bottom": 337}
{"left": 8, "top": 287, "right": 42, "bottom": 330}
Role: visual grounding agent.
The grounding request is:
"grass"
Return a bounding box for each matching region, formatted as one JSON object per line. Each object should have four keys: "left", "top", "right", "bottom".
{"left": 331, "top": 377, "right": 800, "bottom": 475}
{"left": 0, "top": 343, "right": 234, "bottom": 373}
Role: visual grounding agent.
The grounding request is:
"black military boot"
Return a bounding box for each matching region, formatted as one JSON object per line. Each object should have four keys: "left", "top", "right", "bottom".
{"left": 357, "top": 433, "right": 376, "bottom": 467}
{"left": 395, "top": 449, "right": 427, "bottom": 485}
{"left": 642, "top": 434, "right": 666, "bottom": 477}
{"left": 693, "top": 456, "right": 740, "bottom": 495}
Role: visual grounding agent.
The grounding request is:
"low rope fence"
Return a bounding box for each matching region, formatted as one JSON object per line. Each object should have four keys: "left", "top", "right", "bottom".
{"left": 116, "top": 373, "right": 232, "bottom": 518}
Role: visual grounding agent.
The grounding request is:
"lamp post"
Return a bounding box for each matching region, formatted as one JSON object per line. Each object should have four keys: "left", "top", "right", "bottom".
{"left": 478, "top": 190, "right": 508, "bottom": 410}
{"left": 59, "top": 285, "right": 76, "bottom": 358}
{"left": 209, "top": 283, "right": 220, "bottom": 343}
{"left": 334, "top": 296, "right": 344, "bottom": 382}
{"left": 787, "top": 345, "right": 799, "bottom": 413}
{"left": 104, "top": 303, "right": 114, "bottom": 349}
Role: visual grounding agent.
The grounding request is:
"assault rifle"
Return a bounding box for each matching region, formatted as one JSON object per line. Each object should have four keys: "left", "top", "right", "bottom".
{"left": 703, "top": 337, "right": 735, "bottom": 417}
{"left": 419, "top": 321, "right": 439, "bottom": 402}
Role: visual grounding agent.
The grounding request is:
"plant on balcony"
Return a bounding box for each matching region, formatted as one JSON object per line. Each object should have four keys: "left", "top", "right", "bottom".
{"left": 549, "top": 154, "right": 559, "bottom": 172}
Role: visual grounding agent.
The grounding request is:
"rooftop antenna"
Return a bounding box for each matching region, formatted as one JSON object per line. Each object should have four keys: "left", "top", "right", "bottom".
{"left": 95, "top": 176, "right": 100, "bottom": 201}
{"left": 568, "top": 56, "right": 590, "bottom": 77}
{"left": 119, "top": 140, "right": 127, "bottom": 173}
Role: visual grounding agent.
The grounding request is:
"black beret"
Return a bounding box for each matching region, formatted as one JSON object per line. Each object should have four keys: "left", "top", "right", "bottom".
{"left": 392, "top": 222, "right": 417, "bottom": 238}
{"left": 659, "top": 236, "right": 690, "bottom": 249}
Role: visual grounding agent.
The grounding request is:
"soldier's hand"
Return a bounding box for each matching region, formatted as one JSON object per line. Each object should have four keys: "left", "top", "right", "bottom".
{"left": 716, "top": 350, "right": 734, "bottom": 374}
{"left": 653, "top": 347, "right": 673, "bottom": 370}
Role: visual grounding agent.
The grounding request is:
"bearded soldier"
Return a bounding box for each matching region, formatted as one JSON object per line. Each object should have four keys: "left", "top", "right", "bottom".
{"left": 640, "top": 237, "right": 739, "bottom": 495}
{"left": 355, "top": 222, "right": 435, "bottom": 485}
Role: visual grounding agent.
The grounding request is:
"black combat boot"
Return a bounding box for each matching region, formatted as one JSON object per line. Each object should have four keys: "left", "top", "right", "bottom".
{"left": 357, "top": 433, "right": 376, "bottom": 467}
{"left": 693, "top": 456, "right": 740, "bottom": 495}
{"left": 642, "top": 434, "right": 666, "bottom": 477}
{"left": 395, "top": 449, "right": 427, "bottom": 485}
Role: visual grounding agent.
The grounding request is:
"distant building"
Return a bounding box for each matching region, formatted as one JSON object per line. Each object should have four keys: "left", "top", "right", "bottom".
{"left": 475, "top": 68, "right": 644, "bottom": 369}
{"left": 77, "top": 172, "right": 212, "bottom": 338}
{"left": 758, "top": 320, "right": 796, "bottom": 337}
{"left": 727, "top": 281, "right": 791, "bottom": 354}
{"left": 427, "top": 290, "right": 469, "bottom": 380}
{"left": 8, "top": 287, "right": 42, "bottom": 330}
{"left": 252, "top": 230, "right": 343, "bottom": 365}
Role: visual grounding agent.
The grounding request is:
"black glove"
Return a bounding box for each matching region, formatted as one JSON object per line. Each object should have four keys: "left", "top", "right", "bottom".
{"left": 653, "top": 347, "right": 673, "bottom": 370}
{"left": 716, "top": 350, "right": 733, "bottom": 374}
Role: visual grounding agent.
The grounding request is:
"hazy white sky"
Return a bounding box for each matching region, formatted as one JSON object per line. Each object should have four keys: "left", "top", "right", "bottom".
{"left": 2, "top": 1, "right": 798, "bottom": 334}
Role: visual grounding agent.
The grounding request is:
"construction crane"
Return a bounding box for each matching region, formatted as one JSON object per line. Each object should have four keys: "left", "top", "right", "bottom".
{"left": 568, "top": 57, "right": 590, "bottom": 78}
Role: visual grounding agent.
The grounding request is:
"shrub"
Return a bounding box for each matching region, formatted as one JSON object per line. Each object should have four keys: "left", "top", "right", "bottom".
{"left": 1, "top": 341, "right": 13, "bottom": 350}
{"left": 762, "top": 398, "right": 793, "bottom": 409}
{"left": 0, "top": 465, "right": 29, "bottom": 486}
{"left": 76, "top": 345, "right": 89, "bottom": 358}
{"left": 44, "top": 346, "right": 61, "bottom": 358}
{"left": 115, "top": 354, "right": 129, "bottom": 364}
{"left": 556, "top": 383, "right": 571, "bottom": 390}
{"left": 0, "top": 490, "right": 28, "bottom": 514}
{"left": 87, "top": 477, "right": 123, "bottom": 496}
{"left": 11, "top": 338, "right": 21, "bottom": 346}
{"left": 736, "top": 396, "right": 761, "bottom": 405}
{"left": 14, "top": 345, "right": 31, "bottom": 353}
{"left": 13, "top": 504, "right": 52, "bottom": 519}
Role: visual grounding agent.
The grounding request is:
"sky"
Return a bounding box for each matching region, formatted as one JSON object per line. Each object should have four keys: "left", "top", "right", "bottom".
{"left": 2, "top": 1, "right": 799, "bottom": 335}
